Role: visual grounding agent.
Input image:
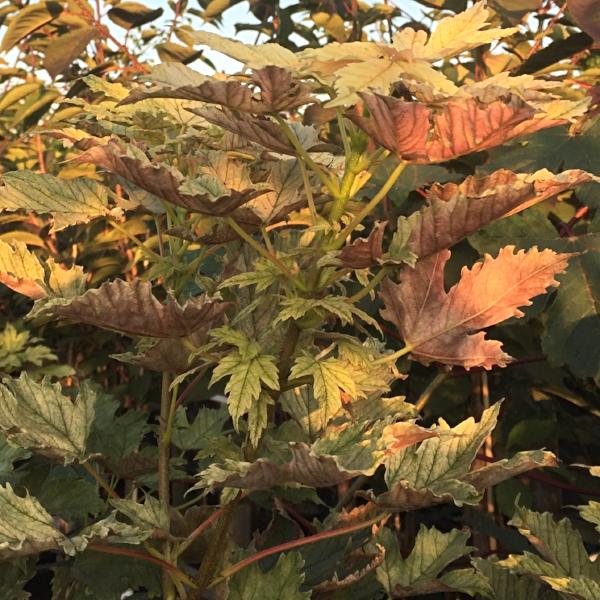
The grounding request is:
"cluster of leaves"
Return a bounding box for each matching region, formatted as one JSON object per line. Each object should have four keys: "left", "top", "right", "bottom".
{"left": 0, "top": 0, "right": 600, "bottom": 598}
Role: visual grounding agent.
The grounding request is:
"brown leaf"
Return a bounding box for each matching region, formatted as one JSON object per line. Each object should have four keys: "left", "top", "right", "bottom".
{"left": 196, "top": 107, "right": 297, "bottom": 155}
{"left": 380, "top": 246, "right": 572, "bottom": 369}
{"left": 120, "top": 67, "right": 313, "bottom": 114}
{"left": 406, "top": 168, "right": 599, "bottom": 261}
{"left": 339, "top": 221, "right": 387, "bottom": 268}
{"left": 73, "top": 139, "right": 265, "bottom": 215}
{"left": 350, "top": 93, "right": 567, "bottom": 163}
{"left": 34, "top": 279, "right": 228, "bottom": 338}
{"left": 381, "top": 422, "right": 438, "bottom": 455}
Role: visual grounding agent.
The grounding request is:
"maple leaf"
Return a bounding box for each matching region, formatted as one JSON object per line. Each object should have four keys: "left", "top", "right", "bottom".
{"left": 72, "top": 138, "right": 267, "bottom": 215}
{"left": 31, "top": 279, "right": 228, "bottom": 338}
{"left": 379, "top": 246, "right": 572, "bottom": 369}
{"left": 393, "top": 1, "right": 518, "bottom": 61}
{"left": 349, "top": 93, "right": 570, "bottom": 163}
{"left": 121, "top": 66, "right": 313, "bottom": 114}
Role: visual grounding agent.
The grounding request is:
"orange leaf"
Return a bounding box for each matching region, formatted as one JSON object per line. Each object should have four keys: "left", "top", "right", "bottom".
{"left": 380, "top": 246, "right": 572, "bottom": 369}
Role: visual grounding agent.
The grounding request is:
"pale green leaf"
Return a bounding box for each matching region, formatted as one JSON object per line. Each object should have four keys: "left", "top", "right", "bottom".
{"left": 110, "top": 495, "right": 169, "bottom": 532}
{"left": 247, "top": 391, "right": 273, "bottom": 448}
{"left": 0, "top": 373, "right": 96, "bottom": 463}
{"left": 210, "top": 345, "right": 279, "bottom": 428}
{"left": 0, "top": 483, "right": 64, "bottom": 555}
{"left": 289, "top": 354, "right": 357, "bottom": 422}
{"left": 0, "top": 173, "right": 109, "bottom": 232}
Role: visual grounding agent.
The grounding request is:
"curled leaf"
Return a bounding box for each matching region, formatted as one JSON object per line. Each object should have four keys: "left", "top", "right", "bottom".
{"left": 32, "top": 279, "right": 228, "bottom": 338}
{"left": 380, "top": 246, "right": 572, "bottom": 369}
{"left": 121, "top": 66, "right": 313, "bottom": 114}
{"left": 350, "top": 93, "right": 568, "bottom": 163}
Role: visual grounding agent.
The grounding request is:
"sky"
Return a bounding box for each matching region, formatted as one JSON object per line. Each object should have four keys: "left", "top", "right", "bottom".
{"left": 148, "top": 0, "right": 427, "bottom": 73}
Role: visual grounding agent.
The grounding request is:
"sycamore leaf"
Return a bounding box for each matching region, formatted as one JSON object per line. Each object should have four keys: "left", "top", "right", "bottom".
{"left": 275, "top": 296, "right": 378, "bottom": 329}
{"left": 196, "top": 107, "right": 323, "bottom": 155}
{"left": 350, "top": 93, "right": 569, "bottom": 164}
{"left": 393, "top": 1, "right": 518, "bottom": 61}
{"left": 289, "top": 354, "right": 357, "bottom": 422}
{"left": 121, "top": 67, "right": 313, "bottom": 114}
{"left": 31, "top": 279, "right": 228, "bottom": 338}
{"left": 171, "top": 406, "right": 228, "bottom": 451}
{"left": 379, "top": 403, "right": 557, "bottom": 511}
{"left": 375, "top": 526, "right": 479, "bottom": 597}
{"left": 0, "top": 373, "right": 96, "bottom": 464}
{"left": 227, "top": 551, "right": 310, "bottom": 600}
{"left": 472, "top": 558, "right": 543, "bottom": 600}
{"left": 341, "top": 166, "right": 596, "bottom": 269}
{"left": 210, "top": 341, "right": 279, "bottom": 428}
{"left": 110, "top": 496, "right": 169, "bottom": 532}
{"left": 0, "top": 172, "right": 109, "bottom": 232}
{"left": 247, "top": 391, "right": 273, "bottom": 448}
{"left": 0, "top": 483, "right": 64, "bottom": 555}
{"left": 579, "top": 500, "right": 600, "bottom": 534}
{"left": 73, "top": 139, "right": 267, "bottom": 215}
{"left": 186, "top": 30, "right": 298, "bottom": 70}
{"left": 0, "top": 240, "right": 85, "bottom": 300}
{"left": 198, "top": 419, "right": 433, "bottom": 489}
{"left": 499, "top": 506, "right": 600, "bottom": 599}
{"left": 380, "top": 246, "right": 571, "bottom": 369}
{"left": 399, "top": 169, "right": 599, "bottom": 263}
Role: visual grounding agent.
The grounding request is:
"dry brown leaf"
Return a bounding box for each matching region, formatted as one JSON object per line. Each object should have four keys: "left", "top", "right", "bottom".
{"left": 73, "top": 140, "right": 265, "bottom": 215}
{"left": 35, "top": 279, "right": 228, "bottom": 338}
{"left": 408, "top": 168, "right": 599, "bottom": 260}
{"left": 339, "top": 221, "right": 387, "bottom": 269}
{"left": 350, "top": 93, "right": 567, "bottom": 163}
{"left": 380, "top": 246, "right": 572, "bottom": 369}
{"left": 381, "top": 422, "right": 438, "bottom": 455}
{"left": 120, "top": 66, "right": 313, "bottom": 114}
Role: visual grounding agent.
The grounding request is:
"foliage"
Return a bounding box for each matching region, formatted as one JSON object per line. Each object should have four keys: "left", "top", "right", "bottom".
{"left": 0, "top": 0, "right": 599, "bottom": 598}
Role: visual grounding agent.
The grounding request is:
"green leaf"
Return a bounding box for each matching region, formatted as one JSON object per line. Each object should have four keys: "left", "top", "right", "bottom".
{"left": 210, "top": 342, "right": 279, "bottom": 428}
{"left": 0, "top": 483, "right": 64, "bottom": 555}
{"left": 289, "top": 354, "right": 357, "bottom": 423}
{"left": 110, "top": 495, "right": 169, "bottom": 532}
{"left": 0, "top": 173, "right": 109, "bottom": 232}
{"left": 579, "top": 500, "right": 600, "bottom": 534}
{"left": 472, "top": 557, "right": 542, "bottom": 600}
{"left": 0, "top": 434, "right": 30, "bottom": 478}
{"left": 500, "top": 505, "right": 600, "bottom": 598}
{"left": 1, "top": 2, "right": 63, "bottom": 52}
{"left": 107, "top": 2, "right": 163, "bottom": 30}
{"left": 0, "top": 373, "right": 96, "bottom": 464}
{"left": 171, "top": 406, "right": 229, "bottom": 451}
{"left": 70, "top": 550, "right": 161, "bottom": 599}
{"left": 375, "top": 525, "right": 477, "bottom": 596}
{"left": 37, "top": 473, "right": 105, "bottom": 521}
{"left": 384, "top": 403, "right": 501, "bottom": 504}
{"left": 86, "top": 395, "right": 150, "bottom": 463}
{"left": 0, "top": 558, "right": 34, "bottom": 600}
{"left": 227, "top": 551, "right": 310, "bottom": 600}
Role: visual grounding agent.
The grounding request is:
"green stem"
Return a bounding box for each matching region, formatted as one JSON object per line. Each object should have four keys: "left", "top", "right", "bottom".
{"left": 330, "top": 160, "right": 407, "bottom": 251}
{"left": 336, "top": 110, "right": 351, "bottom": 158}
{"left": 274, "top": 115, "right": 338, "bottom": 197}
{"left": 299, "top": 158, "right": 318, "bottom": 224}
{"left": 158, "top": 372, "right": 174, "bottom": 599}
{"left": 415, "top": 371, "right": 449, "bottom": 413}
{"left": 225, "top": 217, "right": 307, "bottom": 292}
{"left": 106, "top": 219, "right": 168, "bottom": 265}
{"left": 347, "top": 267, "right": 390, "bottom": 304}
{"left": 372, "top": 344, "right": 413, "bottom": 366}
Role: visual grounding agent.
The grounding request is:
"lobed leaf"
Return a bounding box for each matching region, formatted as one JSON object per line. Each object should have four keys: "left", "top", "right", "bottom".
{"left": 31, "top": 279, "right": 228, "bottom": 338}
{"left": 0, "top": 373, "right": 96, "bottom": 464}
{"left": 380, "top": 246, "right": 571, "bottom": 369}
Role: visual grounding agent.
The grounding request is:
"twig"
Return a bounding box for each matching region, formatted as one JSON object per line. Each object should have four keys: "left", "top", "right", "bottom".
{"left": 208, "top": 511, "right": 389, "bottom": 588}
